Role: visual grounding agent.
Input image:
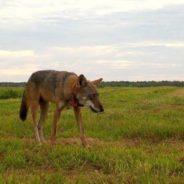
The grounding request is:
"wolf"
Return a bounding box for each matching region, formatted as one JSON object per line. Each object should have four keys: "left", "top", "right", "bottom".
{"left": 19, "top": 70, "right": 104, "bottom": 147}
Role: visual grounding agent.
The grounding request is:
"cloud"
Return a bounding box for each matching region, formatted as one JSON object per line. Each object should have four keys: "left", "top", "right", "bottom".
{"left": 127, "top": 41, "right": 184, "bottom": 48}
{"left": 0, "top": 45, "right": 135, "bottom": 81}
{"left": 0, "top": 49, "right": 38, "bottom": 81}
{"left": 0, "top": 1, "right": 184, "bottom": 81}
{"left": 95, "top": 60, "right": 133, "bottom": 69}
{"left": 1, "top": 3, "right": 184, "bottom": 51}
{"left": 1, "top": 38, "right": 184, "bottom": 81}
{"left": 0, "top": 50, "right": 35, "bottom": 58}
{"left": 1, "top": 0, "right": 184, "bottom": 29}
{"left": 0, "top": 66, "right": 38, "bottom": 76}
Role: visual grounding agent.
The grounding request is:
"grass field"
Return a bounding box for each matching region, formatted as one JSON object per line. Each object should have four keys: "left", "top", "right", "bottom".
{"left": 0, "top": 86, "right": 184, "bottom": 183}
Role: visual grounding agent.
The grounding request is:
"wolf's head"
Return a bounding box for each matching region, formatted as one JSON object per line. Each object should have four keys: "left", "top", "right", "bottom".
{"left": 75, "top": 74, "right": 104, "bottom": 113}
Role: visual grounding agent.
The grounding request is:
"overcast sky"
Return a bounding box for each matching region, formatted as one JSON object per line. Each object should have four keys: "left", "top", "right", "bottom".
{"left": 0, "top": 0, "right": 184, "bottom": 82}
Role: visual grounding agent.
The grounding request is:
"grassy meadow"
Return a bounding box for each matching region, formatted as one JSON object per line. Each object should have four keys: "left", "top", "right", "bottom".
{"left": 0, "top": 86, "right": 184, "bottom": 183}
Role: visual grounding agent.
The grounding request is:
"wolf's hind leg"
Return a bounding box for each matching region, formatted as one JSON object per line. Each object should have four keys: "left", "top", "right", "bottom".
{"left": 30, "top": 101, "right": 41, "bottom": 145}
{"left": 38, "top": 100, "right": 49, "bottom": 143}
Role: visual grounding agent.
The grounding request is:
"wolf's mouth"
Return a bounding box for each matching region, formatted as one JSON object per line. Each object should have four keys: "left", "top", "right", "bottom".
{"left": 89, "top": 106, "right": 99, "bottom": 113}
{"left": 78, "top": 103, "right": 84, "bottom": 107}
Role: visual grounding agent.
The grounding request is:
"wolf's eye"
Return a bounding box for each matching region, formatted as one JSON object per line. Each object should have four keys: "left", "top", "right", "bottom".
{"left": 88, "top": 93, "right": 99, "bottom": 99}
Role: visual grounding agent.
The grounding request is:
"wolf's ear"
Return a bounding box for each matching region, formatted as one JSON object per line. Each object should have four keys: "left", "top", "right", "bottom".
{"left": 78, "top": 74, "right": 88, "bottom": 87}
{"left": 91, "top": 78, "right": 103, "bottom": 86}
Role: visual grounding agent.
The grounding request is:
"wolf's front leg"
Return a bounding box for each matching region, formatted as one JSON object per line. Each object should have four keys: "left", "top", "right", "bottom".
{"left": 38, "top": 101, "right": 49, "bottom": 143}
{"left": 73, "top": 106, "right": 88, "bottom": 147}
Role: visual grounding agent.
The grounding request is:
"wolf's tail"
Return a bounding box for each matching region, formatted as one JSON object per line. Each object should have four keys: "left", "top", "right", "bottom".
{"left": 19, "top": 91, "right": 28, "bottom": 121}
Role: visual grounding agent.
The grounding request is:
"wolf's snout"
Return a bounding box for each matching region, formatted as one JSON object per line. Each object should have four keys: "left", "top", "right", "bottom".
{"left": 99, "top": 105, "right": 104, "bottom": 112}
{"left": 89, "top": 103, "right": 104, "bottom": 113}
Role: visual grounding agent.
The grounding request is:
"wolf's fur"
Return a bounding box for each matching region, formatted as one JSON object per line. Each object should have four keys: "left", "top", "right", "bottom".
{"left": 19, "top": 70, "right": 103, "bottom": 146}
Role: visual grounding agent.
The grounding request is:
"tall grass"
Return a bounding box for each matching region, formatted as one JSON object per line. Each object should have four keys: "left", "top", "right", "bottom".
{"left": 0, "top": 87, "right": 23, "bottom": 99}
{"left": 0, "top": 86, "right": 184, "bottom": 183}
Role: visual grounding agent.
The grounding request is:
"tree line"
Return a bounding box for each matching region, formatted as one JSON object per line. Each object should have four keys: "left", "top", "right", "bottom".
{"left": 0, "top": 81, "right": 184, "bottom": 87}
{"left": 101, "top": 81, "right": 184, "bottom": 87}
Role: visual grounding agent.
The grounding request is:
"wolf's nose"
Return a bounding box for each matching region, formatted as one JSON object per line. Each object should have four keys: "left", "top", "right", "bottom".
{"left": 100, "top": 105, "right": 104, "bottom": 112}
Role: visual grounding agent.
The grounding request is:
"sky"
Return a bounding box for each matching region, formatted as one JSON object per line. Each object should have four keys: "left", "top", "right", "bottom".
{"left": 0, "top": 0, "right": 184, "bottom": 82}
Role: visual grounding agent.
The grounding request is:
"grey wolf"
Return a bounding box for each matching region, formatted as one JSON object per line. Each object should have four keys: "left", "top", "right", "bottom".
{"left": 19, "top": 70, "right": 104, "bottom": 147}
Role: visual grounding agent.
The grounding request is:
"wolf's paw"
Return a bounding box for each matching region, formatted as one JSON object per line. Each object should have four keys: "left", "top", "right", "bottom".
{"left": 51, "top": 139, "right": 57, "bottom": 145}
{"left": 81, "top": 140, "right": 90, "bottom": 149}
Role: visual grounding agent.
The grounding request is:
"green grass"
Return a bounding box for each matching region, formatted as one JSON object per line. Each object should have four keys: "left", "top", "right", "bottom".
{"left": 0, "top": 87, "right": 22, "bottom": 99}
{"left": 0, "top": 86, "right": 184, "bottom": 183}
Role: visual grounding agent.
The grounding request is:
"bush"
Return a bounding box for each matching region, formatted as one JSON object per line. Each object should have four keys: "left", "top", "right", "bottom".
{"left": 0, "top": 88, "right": 23, "bottom": 99}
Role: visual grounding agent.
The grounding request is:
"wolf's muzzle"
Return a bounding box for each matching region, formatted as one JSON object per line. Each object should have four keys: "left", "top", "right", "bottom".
{"left": 90, "top": 104, "right": 104, "bottom": 113}
{"left": 100, "top": 105, "right": 104, "bottom": 112}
